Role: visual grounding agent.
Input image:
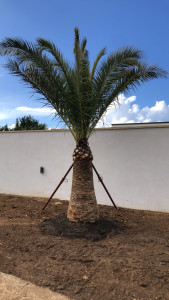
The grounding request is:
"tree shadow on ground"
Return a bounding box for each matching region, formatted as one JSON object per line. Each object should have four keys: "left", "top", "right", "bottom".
{"left": 40, "top": 214, "right": 125, "bottom": 241}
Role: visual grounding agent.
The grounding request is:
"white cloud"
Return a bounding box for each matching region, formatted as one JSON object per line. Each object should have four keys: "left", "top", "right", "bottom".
{"left": 8, "top": 123, "right": 16, "bottom": 130}
{"left": 97, "top": 94, "right": 169, "bottom": 127}
{"left": 0, "top": 106, "right": 55, "bottom": 122}
{"left": 16, "top": 106, "right": 55, "bottom": 114}
{"left": 0, "top": 109, "right": 14, "bottom": 121}
{"left": 1, "top": 97, "right": 169, "bottom": 128}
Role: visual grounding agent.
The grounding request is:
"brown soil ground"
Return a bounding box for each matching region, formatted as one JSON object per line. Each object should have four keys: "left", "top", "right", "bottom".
{"left": 0, "top": 194, "right": 169, "bottom": 300}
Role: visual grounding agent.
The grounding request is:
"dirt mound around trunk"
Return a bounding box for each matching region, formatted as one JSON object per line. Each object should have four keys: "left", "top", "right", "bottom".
{"left": 40, "top": 214, "right": 123, "bottom": 241}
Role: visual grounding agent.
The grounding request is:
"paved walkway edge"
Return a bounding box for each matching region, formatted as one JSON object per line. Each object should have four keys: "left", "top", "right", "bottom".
{"left": 0, "top": 272, "right": 71, "bottom": 300}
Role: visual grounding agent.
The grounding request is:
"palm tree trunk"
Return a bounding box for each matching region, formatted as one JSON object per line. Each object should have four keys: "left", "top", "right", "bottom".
{"left": 67, "top": 145, "right": 99, "bottom": 222}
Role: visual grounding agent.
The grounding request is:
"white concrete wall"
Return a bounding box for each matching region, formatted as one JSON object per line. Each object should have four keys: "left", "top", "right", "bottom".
{"left": 0, "top": 124, "right": 169, "bottom": 212}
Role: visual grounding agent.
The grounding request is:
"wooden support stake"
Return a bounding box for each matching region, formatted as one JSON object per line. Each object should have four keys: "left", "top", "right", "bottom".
{"left": 92, "top": 163, "right": 118, "bottom": 210}
{"left": 42, "top": 162, "right": 74, "bottom": 211}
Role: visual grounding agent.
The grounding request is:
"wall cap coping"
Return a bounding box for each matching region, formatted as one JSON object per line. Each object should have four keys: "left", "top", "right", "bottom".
{"left": 1, "top": 122, "right": 169, "bottom": 133}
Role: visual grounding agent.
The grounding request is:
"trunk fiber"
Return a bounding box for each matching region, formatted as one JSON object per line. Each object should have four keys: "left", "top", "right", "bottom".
{"left": 67, "top": 159, "right": 99, "bottom": 222}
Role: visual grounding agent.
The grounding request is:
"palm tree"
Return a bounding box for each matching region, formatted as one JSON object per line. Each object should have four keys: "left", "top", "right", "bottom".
{"left": 0, "top": 28, "right": 167, "bottom": 222}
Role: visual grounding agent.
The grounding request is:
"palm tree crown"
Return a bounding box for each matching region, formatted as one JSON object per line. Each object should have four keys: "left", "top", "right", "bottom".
{"left": 0, "top": 28, "right": 167, "bottom": 144}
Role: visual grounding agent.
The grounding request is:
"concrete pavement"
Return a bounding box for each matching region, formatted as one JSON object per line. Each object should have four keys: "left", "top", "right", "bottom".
{"left": 0, "top": 272, "right": 71, "bottom": 300}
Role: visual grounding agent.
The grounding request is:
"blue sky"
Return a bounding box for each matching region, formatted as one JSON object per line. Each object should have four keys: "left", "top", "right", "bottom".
{"left": 0, "top": 0, "right": 169, "bottom": 128}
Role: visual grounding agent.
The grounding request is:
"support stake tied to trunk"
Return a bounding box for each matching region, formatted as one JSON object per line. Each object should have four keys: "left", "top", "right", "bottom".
{"left": 92, "top": 163, "right": 118, "bottom": 210}
{"left": 42, "top": 163, "right": 74, "bottom": 211}
{"left": 42, "top": 161, "right": 118, "bottom": 213}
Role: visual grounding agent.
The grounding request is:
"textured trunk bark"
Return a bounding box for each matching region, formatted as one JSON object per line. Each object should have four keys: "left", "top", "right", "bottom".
{"left": 67, "top": 148, "right": 99, "bottom": 222}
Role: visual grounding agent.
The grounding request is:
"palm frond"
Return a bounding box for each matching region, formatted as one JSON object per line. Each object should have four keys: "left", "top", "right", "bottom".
{"left": 90, "top": 47, "right": 106, "bottom": 80}
{"left": 87, "top": 62, "right": 167, "bottom": 136}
